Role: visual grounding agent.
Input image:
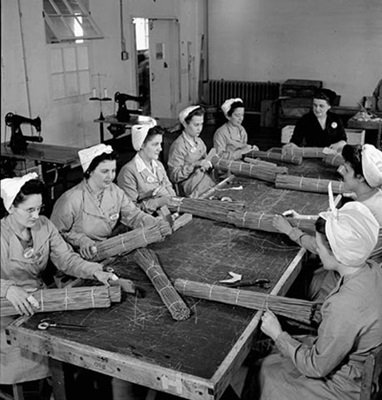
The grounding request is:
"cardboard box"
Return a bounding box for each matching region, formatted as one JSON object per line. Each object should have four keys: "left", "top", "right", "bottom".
{"left": 345, "top": 128, "right": 365, "bottom": 145}
{"left": 281, "top": 125, "right": 295, "bottom": 144}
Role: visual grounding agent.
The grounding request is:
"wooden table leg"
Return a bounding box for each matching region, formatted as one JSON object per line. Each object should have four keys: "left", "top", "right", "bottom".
{"left": 49, "top": 359, "right": 68, "bottom": 400}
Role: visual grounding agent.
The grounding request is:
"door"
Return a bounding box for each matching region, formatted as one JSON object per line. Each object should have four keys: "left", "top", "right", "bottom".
{"left": 148, "top": 18, "right": 180, "bottom": 119}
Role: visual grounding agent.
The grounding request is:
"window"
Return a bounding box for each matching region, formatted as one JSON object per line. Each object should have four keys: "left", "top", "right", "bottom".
{"left": 43, "top": 0, "right": 103, "bottom": 43}
{"left": 50, "top": 44, "right": 91, "bottom": 99}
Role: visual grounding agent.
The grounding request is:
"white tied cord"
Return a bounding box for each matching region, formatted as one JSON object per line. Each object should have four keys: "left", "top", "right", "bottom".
{"left": 235, "top": 288, "right": 240, "bottom": 304}
{"left": 40, "top": 290, "right": 44, "bottom": 312}
{"left": 261, "top": 293, "right": 271, "bottom": 312}
{"left": 258, "top": 212, "right": 265, "bottom": 229}
{"left": 142, "top": 228, "right": 148, "bottom": 245}
{"left": 316, "top": 177, "right": 320, "bottom": 191}
{"left": 91, "top": 287, "right": 95, "bottom": 308}
{"left": 181, "top": 279, "right": 188, "bottom": 295}
{"left": 208, "top": 284, "right": 214, "bottom": 300}
{"left": 177, "top": 197, "right": 185, "bottom": 214}
{"left": 228, "top": 160, "right": 234, "bottom": 172}
{"left": 121, "top": 236, "right": 126, "bottom": 251}
{"left": 242, "top": 211, "right": 248, "bottom": 227}
{"left": 64, "top": 288, "right": 69, "bottom": 310}
{"left": 299, "top": 176, "right": 304, "bottom": 189}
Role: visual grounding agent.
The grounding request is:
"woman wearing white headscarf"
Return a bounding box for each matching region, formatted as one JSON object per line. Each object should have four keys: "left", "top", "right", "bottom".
{"left": 167, "top": 105, "right": 215, "bottom": 198}
{"left": 51, "top": 143, "right": 170, "bottom": 260}
{"left": 213, "top": 98, "right": 259, "bottom": 160}
{"left": 257, "top": 202, "right": 382, "bottom": 400}
{"left": 0, "top": 173, "right": 116, "bottom": 386}
{"left": 117, "top": 124, "right": 176, "bottom": 214}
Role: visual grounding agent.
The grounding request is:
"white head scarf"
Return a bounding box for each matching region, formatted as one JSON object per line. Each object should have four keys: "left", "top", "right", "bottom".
{"left": 319, "top": 183, "right": 379, "bottom": 267}
{"left": 221, "top": 98, "right": 243, "bottom": 117}
{"left": 179, "top": 105, "right": 201, "bottom": 127}
{"left": 131, "top": 118, "right": 157, "bottom": 151}
{"left": 0, "top": 172, "right": 38, "bottom": 211}
{"left": 362, "top": 144, "right": 382, "bottom": 188}
{"left": 78, "top": 144, "right": 113, "bottom": 173}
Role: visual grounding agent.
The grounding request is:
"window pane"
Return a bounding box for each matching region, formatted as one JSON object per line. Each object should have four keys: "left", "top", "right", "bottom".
{"left": 51, "top": 48, "right": 64, "bottom": 73}
{"left": 43, "top": 0, "right": 58, "bottom": 15}
{"left": 76, "top": 46, "right": 89, "bottom": 69}
{"left": 78, "top": 70, "right": 90, "bottom": 94}
{"left": 80, "top": 17, "right": 99, "bottom": 37}
{"left": 51, "top": 74, "right": 66, "bottom": 99}
{"left": 47, "top": 16, "right": 74, "bottom": 39}
{"left": 54, "top": 0, "right": 71, "bottom": 15}
{"left": 67, "top": 0, "right": 83, "bottom": 14}
{"left": 65, "top": 72, "right": 79, "bottom": 96}
{"left": 63, "top": 47, "right": 76, "bottom": 71}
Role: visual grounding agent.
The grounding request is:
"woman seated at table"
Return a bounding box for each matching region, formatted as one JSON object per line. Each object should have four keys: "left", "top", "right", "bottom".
{"left": 117, "top": 124, "right": 176, "bottom": 215}
{"left": 51, "top": 143, "right": 170, "bottom": 260}
{"left": 167, "top": 105, "right": 215, "bottom": 198}
{"left": 258, "top": 201, "right": 382, "bottom": 400}
{"left": 283, "top": 89, "right": 347, "bottom": 152}
{"left": 273, "top": 144, "right": 382, "bottom": 302}
{"left": 213, "top": 98, "right": 259, "bottom": 160}
{"left": 0, "top": 173, "right": 116, "bottom": 387}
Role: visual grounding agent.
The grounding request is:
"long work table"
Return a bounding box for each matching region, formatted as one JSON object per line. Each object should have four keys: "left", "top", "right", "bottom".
{"left": 6, "top": 159, "right": 339, "bottom": 400}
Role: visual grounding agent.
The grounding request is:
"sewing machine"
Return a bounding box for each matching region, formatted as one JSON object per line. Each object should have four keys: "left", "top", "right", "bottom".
{"left": 5, "top": 112, "right": 43, "bottom": 153}
{"left": 114, "top": 91, "right": 143, "bottom": 122}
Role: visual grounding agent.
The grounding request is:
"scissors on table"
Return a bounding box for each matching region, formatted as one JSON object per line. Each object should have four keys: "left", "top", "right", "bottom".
{"left": 37, "top": 319, "right": 88, "bottom": 331}
{"left": 224, "top": 278, "right": 271, "bottom": 289}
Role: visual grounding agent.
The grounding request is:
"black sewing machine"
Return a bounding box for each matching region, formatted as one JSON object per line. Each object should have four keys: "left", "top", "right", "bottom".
{"left": 106, "top": 92, "right": 144, "bottom": 137}
{"left": 5, "top": 112, "right": 43, "bottom": 153}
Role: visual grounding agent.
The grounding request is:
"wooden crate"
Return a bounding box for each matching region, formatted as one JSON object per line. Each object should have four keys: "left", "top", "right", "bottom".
{"left": 345, "top": 128, "right": 365, "bottom": 145}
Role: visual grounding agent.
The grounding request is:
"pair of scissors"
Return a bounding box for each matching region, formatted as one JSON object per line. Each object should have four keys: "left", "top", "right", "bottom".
{"left": 38, "top": 319, "right": 88, "bottom": 331}
{"left": 224, "top": 278, "right": 271, "bottom": 289}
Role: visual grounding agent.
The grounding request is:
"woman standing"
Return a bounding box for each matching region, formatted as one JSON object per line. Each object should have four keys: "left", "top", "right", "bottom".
{"left": 284, "top": 89, "right": 347, "bottom": 152}
{"left": 213, "top": 98, "right": 258, "bottom": 160}
{"left": 0, "top": 173, "right": 115, "bottom": 385}
{"left": 258, "top": 202, "right": 382, "bottom": 400}
{"left": 117, "top": 124, "right": 176, "bottom": 214}
{"left": 167, "top": 105, "right": 215, "bottom": 198}
{"left": 51, "top": 143, "right": 169, "bottom": 260}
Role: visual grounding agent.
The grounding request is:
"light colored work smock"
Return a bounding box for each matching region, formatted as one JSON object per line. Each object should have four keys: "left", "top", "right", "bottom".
{"left": 50, "top": 180, "right": 156, "bottom": 249}
{"left": 167, "top": 132, "right": 215, "bottom": 198}
{"left": 0, "top": 215, "right": 102, "bottom": 384}
{"left": 259, "top": 260, "right": 382, "bottom": 400}
{"left": 117, "top": 154, "right": 176, "bottom": 214}
{"left": 213, "top": 123, "right": 249, "bottom": 160}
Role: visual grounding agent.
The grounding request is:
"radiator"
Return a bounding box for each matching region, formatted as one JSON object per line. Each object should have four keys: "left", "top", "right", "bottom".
{"left": 207, "top": 80, "right": 280, "bottom": 111}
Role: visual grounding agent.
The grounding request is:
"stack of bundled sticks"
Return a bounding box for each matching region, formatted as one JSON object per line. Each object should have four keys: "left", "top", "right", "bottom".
{"left": 282, "top": 147, "right": 325, "bottom": 158}
{"left": 245, "top": 150, "right": 303, "bottom": 165}
{"left": 168, "top": 197, "right": 244, "bottom": 222}
{"left": 174, "top": 279, "right": 321, "bottom": 325}
{"left": 92, "top": 225, "right": 163, "bottom": 261}
{"left": 323, "top": 153, "right": 345, "bottom": 167}
{"left": 227, "top": 211, "right": 317, "bottom": 235}
{"left": 1, "top": 285, "right": 121, "bottom": 317}
{"left": 275, "top": 174, "right": 346, "bottom": 194}
{"left": 211, "top": 156, "right": 288, "bottom": 183}
{"left": 133, "top": 249, "right": 191, "bottom": 321}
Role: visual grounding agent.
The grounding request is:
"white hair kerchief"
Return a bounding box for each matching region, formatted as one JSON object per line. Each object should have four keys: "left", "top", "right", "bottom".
{"left": 221, "top": 98, "right": 243, "bottom": 117}
{"left": 78, "top": 143, "right": 113, "bottom": 173}
{"left": 319, "top": 200, "right": 379, "bottom": 267}
{"left": 362, "top": 144, "right": 382, "bottom": 188}
{"left": 0, "top": 172, "right": 38, "bottom": 211}
{"left": 179, "top": 105, "right": 200, "bottom": 127}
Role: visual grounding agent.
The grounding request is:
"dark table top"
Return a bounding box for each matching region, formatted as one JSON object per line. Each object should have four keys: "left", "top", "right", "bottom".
{"left": 7, "top": 159, "right": 336, "bottom": 399}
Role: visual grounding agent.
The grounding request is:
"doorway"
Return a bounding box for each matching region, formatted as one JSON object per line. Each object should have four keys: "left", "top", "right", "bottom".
{"left": 133, "top": 17, "right": 180, "bottom": 119}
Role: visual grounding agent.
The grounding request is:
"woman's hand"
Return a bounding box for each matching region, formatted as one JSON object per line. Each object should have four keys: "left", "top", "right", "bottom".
{"left": 282, "top": 142, "right": 298, "bottom": 153}
{"left": 261, "top": 310, "right": 283, "bottom": 341}
{"left": 199, "top": 159, "right": 213, "bottom": 172}
{"left": 273, "top": 214, "right": 293, "bottom": 236}
{"left": 156, "top": 218, "right": 172, "bottom": 237}
{"left": 240, "top": 144, "right": 254, "bottom": 155}
{"left": 152, "top": 185, "right": 169, "bottom": 197}
{"left": 329, "top": 140, "right": 346, "bottom": 153}
{"left": 93, "top": 270, "right": 119, "bottom": 286}
{"left": 6, "top": 286, "right": 39, "bottom": 316}
{"left": 79, "top": 236, "right": 97, "bottom": 260}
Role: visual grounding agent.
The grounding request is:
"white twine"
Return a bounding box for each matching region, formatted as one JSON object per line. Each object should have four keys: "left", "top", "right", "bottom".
{"left": 316, "top": 177, "right": 320, "bottom": 191}
{"left": 228, "top": 160, "right": 234, "bottom": 172}
{"left": 182, "top": 279, "right": 188, "bottom": 294}
{"left": 208, "top": 284, "right": 214, "bottom": 300}
{"left": 142, "top": 229, "right": 148, "bottom": 245}
{"left": 235, "top": 289, "right": 240, "bottom": 304}
{"left": 91, "top": 287, "right": 95, "bottom": 308}
{"left": 299, "top": 176, "right": 304, "bottom": 189}
{"left": 177, "top": 197, "right": 184, "bottom": 214}
{"left": 242, "top": 211, "right": 248, "bottom": 227}
{"left": 258, "top": 212, "right": 265, "bottom": 229}
{"left": 64, "top": 288, "right": 69, "bottom": 310}
{"left": 40, "top": 290, "right": 44, "bottom": 312}
{"left": 121, "top": 236, "right": 126, "bottom": 251}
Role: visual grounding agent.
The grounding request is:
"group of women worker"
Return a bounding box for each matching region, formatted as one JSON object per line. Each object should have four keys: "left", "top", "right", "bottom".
{"left": 1, "top": 88, "right": 382, "bottom": 400}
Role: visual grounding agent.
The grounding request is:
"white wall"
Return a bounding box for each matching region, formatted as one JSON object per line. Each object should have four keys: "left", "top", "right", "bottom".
{"left": 1, "top": 0, "right": 205, "bottom": 148}
{"left": 208, "top": 0, "right": 382, "bottom": 106}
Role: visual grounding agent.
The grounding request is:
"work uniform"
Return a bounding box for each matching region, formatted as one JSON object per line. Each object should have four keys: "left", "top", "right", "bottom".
{"left": 291, "top": 111, "right": 347, "bottom": 147}
{"left": 50, "top": 180, "right": 156, "bottom": 249}
{"left": 0, "top": 215, "right": 102, "bottom": 384}
{"left": 167, "top": 132, "right": 215, "bottom": 198}
{"left": 117, "top": 154, "right": 176, "bottom": 214}
{"left": 213, "top": 123, "right": 249, "bottom": 160}
{"left": 258, "top": 260, "right": 382, "bottom": 400}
